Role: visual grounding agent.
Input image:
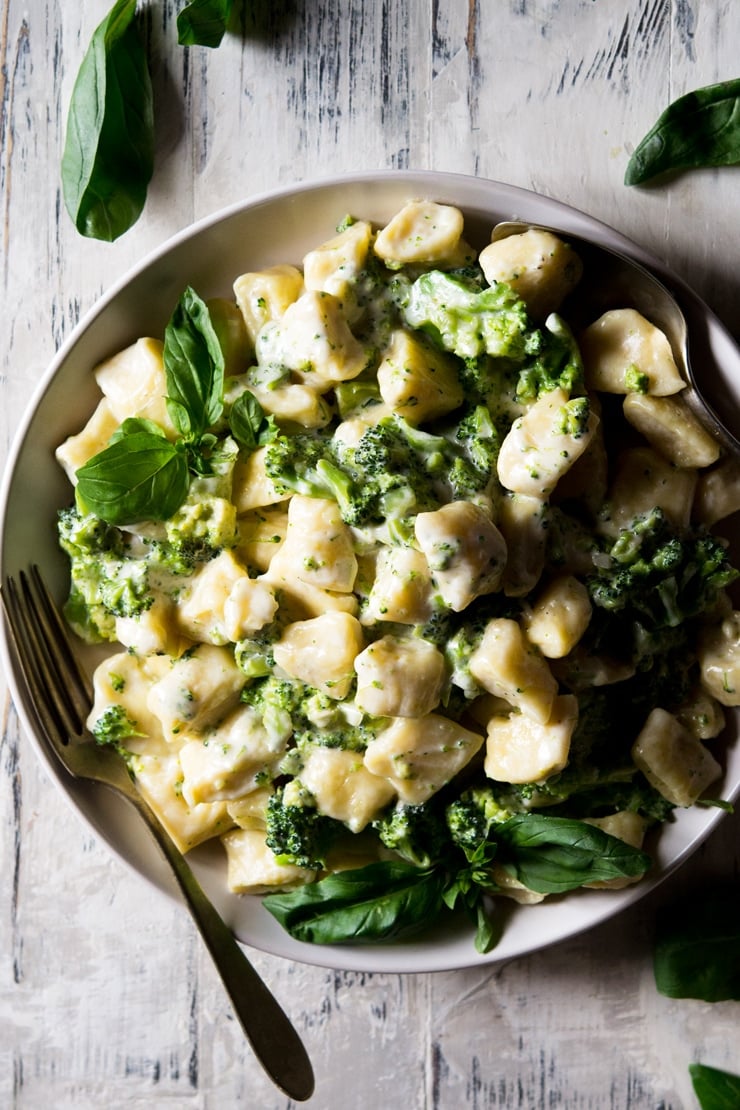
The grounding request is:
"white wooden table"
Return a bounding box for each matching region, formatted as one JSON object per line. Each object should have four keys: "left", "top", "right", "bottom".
{"left": 2, "top": 3, "right": 739, "bottom": 1107}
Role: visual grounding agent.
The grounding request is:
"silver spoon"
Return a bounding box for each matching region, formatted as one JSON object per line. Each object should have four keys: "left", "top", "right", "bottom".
{"left": 491, "top": 220, "right": 740, "bottom": 461}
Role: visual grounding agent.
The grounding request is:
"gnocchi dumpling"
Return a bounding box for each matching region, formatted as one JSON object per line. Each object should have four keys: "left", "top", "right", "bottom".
{"left": 484, "top": 694, "right": 578, "bottom": 784}
{"left": 623, "top": 392, "right": 720, "bottom": 469}
{"left": 362, "top": 544, "right": 435, "bottom": 626}
{"left": 298, "top": 745, "right": 395, "bottom": 832}
{"left": 497, "top": 388, "right": 599, "bottom": 499}
{"left": 233, "top": 264, "right": 304, "bottom": 346}
{"left": 267, "top": 494, "right": 358, "bottom": 593}
{"left": 257, "top": 290, "right": 368, "bottom": 388}
{"left": 273, "top": 612, "right": 365, "bottom": 699}
{"left": 222, "top": 827, "right": 316, "bottom": 893}
{"left": 468, "top": 617, "right": 558, "bottom": 723}
{"left": 524, "top": 575, "right": 592, "bottom": 659}
{"left": 700, "top": 612, "right": 740, "bottom": 707}
{"left": 373, "top": 200, "right": 465, "bottom": 267}
{"left": 479, "top": 229, "right": 583, "bottom": 320}
{"left": 354, "top": 634, "right": 446, "bottom": 718}
{"left": 631, "top": 707, "right": 722, "bottom": 807}
{"left": 598, "top": 446, "right": 696, "bottom": 538}
{"left": 581, "top": 308, "right": 685, "bottom": 396}
{"left": 364, "top": 714, "right": 484, "bottom": 805}
{"left": 414, "top": 500, "right": 507, "bottom": 612}
{"left": 146, "top": 644, "right": 245, "bottom": 741}
{"left": 94, "top": 338, "right": 177, "bottom": 434}
{"left": 376, "top": 329, "right": 464, "bottom": 424}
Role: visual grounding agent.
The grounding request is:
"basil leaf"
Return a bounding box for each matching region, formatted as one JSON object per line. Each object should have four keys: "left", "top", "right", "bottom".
{"left": 109, "top": 416, "right": 168, "bottom": 442}
{"left": 76, "top": 432, "right": 189, "bottom": 525}
{"left": 229, "top": 391, "right": 277, "bottom": 450}
{"left": 262, "top": 861, "right": 446, "bottom": 944}
{"left": 61, "top": 0, "right": 154, "bottom": 241}
{"left": 177, "top": 0, "right": 233, "bottom": 47}
{"left": 653, "top": 887, "right": 740, "bottom": 1001}
{"left": 690, "top": 1064, "right": 740, "bottom": 1110}
{"left": 625, "top": 79, "right": 740, "bottom": 185}
{"left": 164, "top": 287, "right": 225, "bottom": 441}
{"left": 493, "top": 814, "right": 652, "bottom": 894}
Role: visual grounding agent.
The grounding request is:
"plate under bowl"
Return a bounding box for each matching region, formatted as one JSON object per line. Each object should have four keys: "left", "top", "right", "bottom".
{"left": 2, "top": 170, "right": 739, "bottom": 972}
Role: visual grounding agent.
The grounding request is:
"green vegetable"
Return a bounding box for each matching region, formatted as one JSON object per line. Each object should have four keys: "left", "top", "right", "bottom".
{"left": 164, "top": 286, "right": 225, "bottom": 442}
{"left": 689, "top": 1064, "right": 740, "bottom": 1110}
{"left": 75, "top": 288, "right": 236, "bottom": 526}
{"left": 265, "top": 784, "right": 343, "bottom": 871}
{"left": 263, "top": 812, "right": 652, "bottom": 949}
{"left": 177, "top": 0, "right": 234, "bottom": 48}
{"left": 229, "top": 391, "right": 278, "bottom": 450}
{"left": 58, "top": 506, "right": 155, "bottom": 640}
{"left": 262, "top": 861, "right": 447, "bottom": 944}
{"left": 492, "top": 814, "right": 652, "bottom": 893}
{"left": 92, "top": 704, "right": 144, "bottom": 750}
{"left": 625, "top": 78, "right": 740, "bottom": 186}
{"left": 653, "top": 887, "right": 740, "bottom": 1001}
{"left": 75, "top": 429, "right": 189, "bottom": 526}
{"left": 588, "top": 508, "right": 738, "bottom": 631}
{"left": 61, "top": 0, "right": 154, "bottom": 241}
{"left": 373, "top": 801, "right": 451, "bottom": 868}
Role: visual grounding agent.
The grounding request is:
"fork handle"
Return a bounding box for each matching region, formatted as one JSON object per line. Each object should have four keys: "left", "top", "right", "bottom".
{"left": 129, "top": 796, "right": 315, "bottom": 1102}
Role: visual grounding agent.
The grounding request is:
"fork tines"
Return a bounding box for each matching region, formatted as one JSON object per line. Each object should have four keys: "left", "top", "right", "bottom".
{"left": 2, "top": 566, "right": 93, "bottom": 745}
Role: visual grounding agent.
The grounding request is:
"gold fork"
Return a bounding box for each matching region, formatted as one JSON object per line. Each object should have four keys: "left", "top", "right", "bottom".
{"left": 1, "top": 565, "right": 315, "bottom": 1103}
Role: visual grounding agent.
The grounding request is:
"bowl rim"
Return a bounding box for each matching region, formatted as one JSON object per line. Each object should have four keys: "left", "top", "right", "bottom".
{"left": 1, "top": 168, "right": 738, "bottom": 973}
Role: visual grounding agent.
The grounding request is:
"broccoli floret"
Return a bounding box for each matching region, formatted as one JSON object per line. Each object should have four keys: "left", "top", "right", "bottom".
{"left": 58, "top": 507, "right": 153, "bottom": 642}
{"left": 234, "top": 634, "right": 277, "bottom": 679}
{"left": 373, "top": 801, "right": 451, "bottom": 867}
{"left": 334, "top": 378, "right": 384, "bottom": 420}
{"left": 589, "top": 508, "right": 738, "bottom": 630}
{"left": 265, "top": 782, "right": 343, "bottom": 869}
{"left": 403, "top": 270, "right": 535, "bottom": 361}
{"left": 241, "top": 675, "right": 304, "bottom": 744}
{"left": 165, "top": 439, "right": 239, "bottom": 554}
{"left": 91, "top": 704, "right": 144, "bottom": 755}
{"left": 515, "top": 314, "right": 584, "bottom": 402}
{"left": 264, "top": 432, "right": 362, "bottom": 520}
{"left": 446, "top": 786, "right": 516, "bottom": 858}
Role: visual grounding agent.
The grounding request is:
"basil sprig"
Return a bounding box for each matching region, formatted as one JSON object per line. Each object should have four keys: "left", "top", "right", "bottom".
{"left": 177, "top": 0, "right": 234, "bottom": 48}
{"left": 263, "top": 815, "right": 652, "bottom": 953}
{"left": 76, "top": 286, "right": 271, "bottom": 526}
{"left": 61, "top": 0, "right": 154, "bottom": 242}
{"left": 653, "top": 886, "right": 740, "bottom": 1001}
{"left": 690, "top": 1064, "right": 740, "bottom": 1110}
{"left": 625, "top": 78, "right": 740, "bottom": 185}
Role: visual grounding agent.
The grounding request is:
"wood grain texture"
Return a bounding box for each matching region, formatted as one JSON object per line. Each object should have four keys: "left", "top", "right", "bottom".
{"left": 2, "top": 1, "right": 740, "bottom": 1107}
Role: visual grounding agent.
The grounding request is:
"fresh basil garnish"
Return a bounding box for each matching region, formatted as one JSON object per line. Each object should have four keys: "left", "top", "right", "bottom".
{"left": 229, "top": 391, "right": 278, "bottom": 450}
{"left": 493, "top": 814, "right": 652, "bottom": 893}
{"left": 177, "top": 0, "right": 234, "bottom": 48}
{"left": 625, "top": 79, "right": 740, "bottom": 185}
{"left": 689, "top": 1064, "right": 740, "bottom": 1110}
{"left": 164, "top": 286, "right": 225, "bottom": 441}
{"left": 653, "top": 886, "right": 740, "bottom": 1001}
{"left": 76, "top": 430, "right": 189, "bottom": 526}
{"left": 263, "top": 815, "right": 653, "bottom": 950}
{"left": 75, "top": 287, "right": 234, "bottom": 523}
{"left": 61, "top": 0, "right": 154, "bottom": 242}
{"left": 263, "top": 861, "right": 447, "bottom": 945}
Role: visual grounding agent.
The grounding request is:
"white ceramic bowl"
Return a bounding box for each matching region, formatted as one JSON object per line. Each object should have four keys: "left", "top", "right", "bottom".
{"left": 2, "top": 170, "right": 739, "bottom": 973}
